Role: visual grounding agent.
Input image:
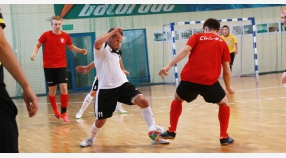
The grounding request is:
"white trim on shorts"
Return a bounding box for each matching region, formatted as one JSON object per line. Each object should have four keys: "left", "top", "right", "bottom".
{"left": 131, "top": 94, "right": 143, "bottom": 104}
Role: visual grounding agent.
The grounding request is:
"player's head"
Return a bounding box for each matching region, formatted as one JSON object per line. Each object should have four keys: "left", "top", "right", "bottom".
{"left": 203, "top": 18, "right": 220, "bottom": 33}
{"left": 222, "top": 25, "right": 230, "bottom": 37}
{"left": 281, "top": 7, "right": 286, "bottom": 26}
{"left": 107, "top": 28, "right": 123, "bottom": 50}
{"left": 51, "top": 15, "right": 62, "bottom": 33}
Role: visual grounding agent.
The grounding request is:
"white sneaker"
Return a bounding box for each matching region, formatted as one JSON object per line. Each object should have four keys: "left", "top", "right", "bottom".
{"left": 76, "top": 111, "right": 83, "bottom": 119}
{"left": 151, "top": 138, "right": 170, "bottom": 144}
{"left": 116, "top": 108, "right": 127, "bottom": 114}
{"left": 80, "top": 137, "right": 93, "bottom": 147}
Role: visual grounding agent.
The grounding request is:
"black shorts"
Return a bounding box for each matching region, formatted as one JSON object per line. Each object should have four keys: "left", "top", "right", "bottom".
{"left": 0, "top": 88, "right": 19, "bottom": 153}
{"left": 95, "top": 82, "right": 141, "bottom": 119}
{"left": 176, "top": 81, "right": 226, "bottom": 103}
{"left": 44, "top": 68, "right": 68, "bottom": 86}
{"left": 91, "top": 78, "right": 98, "bottom": 91}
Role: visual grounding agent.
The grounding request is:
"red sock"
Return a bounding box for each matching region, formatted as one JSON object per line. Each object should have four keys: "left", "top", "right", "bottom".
{"left": 48, "top": 95, "right": 58, "bottom": 110}
{"left": 218, "top": 105, "right": 230, "bottom": 138}
{"left": 60, "top": 94, "right": 68, "bottom": 108}
{"left": 169, "top": 100, "right": 182, "bottom": 132}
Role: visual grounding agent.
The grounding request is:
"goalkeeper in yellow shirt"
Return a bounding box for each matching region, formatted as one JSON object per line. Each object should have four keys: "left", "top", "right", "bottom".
{"left": 220, "top": 25, "right": 238, "bottom": 71}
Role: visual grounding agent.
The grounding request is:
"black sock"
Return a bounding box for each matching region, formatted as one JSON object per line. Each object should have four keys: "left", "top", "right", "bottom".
{"left": 61, "top": 107, "right": 67, "bottom": 114}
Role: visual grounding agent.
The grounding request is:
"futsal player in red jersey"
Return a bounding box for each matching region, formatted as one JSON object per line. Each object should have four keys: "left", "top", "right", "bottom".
{"left": 30, "top": 15, "right": 87, "bottom": 123}
{"left": 158, "top": 18, "right": 235, "bottom": 146}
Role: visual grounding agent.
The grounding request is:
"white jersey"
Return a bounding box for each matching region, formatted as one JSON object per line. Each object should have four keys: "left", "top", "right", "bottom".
{"left": 94, "top": 43, "right": 128, "bottom": 89}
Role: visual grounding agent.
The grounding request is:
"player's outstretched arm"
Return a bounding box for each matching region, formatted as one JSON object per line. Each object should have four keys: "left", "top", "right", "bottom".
{"left": 76, "top": 61, "right": 95, "bottom": 75}
{"left": 158, "top": 45, "right": 191, "bottom": 79}
{"left": 222, "top": 62, "right": 234, "bottom": 94}
{"left": 68, "top": 44, "right": 87, "bottom": 55}
{"left": 30, "top": 43, "right": 42, "bottom": 61}
{"left": 119, "top": 58, "right": 129, "bottom": 75}
{"left": 234, "top": 42, "right": 238, "bottom": 54}
{"left": 0, "top": 27, "right": 39, "bottom": 117}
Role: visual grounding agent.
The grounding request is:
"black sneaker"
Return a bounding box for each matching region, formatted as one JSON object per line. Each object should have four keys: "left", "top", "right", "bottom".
{"left": 160, "top": 130, "right": 176, "bottom": 139}
{"left": 220, "top": 136, "right": 235, "bottom": 146}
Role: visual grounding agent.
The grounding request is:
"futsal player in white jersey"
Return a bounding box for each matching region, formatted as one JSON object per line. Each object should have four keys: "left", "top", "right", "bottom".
{"left": 75, "top": 58, "right": 129, "bottom": 119}
{"left": 79, "top": 27, "right": 169, "bottom": 147}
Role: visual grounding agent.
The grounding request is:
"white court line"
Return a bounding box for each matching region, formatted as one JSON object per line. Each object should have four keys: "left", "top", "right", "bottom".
{"left": 274, "top": 114, "right": 286, "bottom": 116}
{"left": 264, "top": 98, "right": 276, "bottom": 100}
{"left": 14, "top": 85, "right": 285, "bottom": 105}
{"left": 234, "top": 85, "right": 284, "bottom": 92}
{"left": 143, "top": 85, "right": 285, "bottom": 100}
{"left": 75, "top": 119, "right": 86, "bottom": 122}
{"left": 14, "top": 102, "right": 86, "bottom": 105}
{"left": 155, "top": 111, "right": 165, "bottom": 113}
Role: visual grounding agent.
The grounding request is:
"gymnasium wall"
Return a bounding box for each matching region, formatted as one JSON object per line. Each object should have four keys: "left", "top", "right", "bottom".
{"left": 0, "top": 4, "right": 285, "bottom": 97}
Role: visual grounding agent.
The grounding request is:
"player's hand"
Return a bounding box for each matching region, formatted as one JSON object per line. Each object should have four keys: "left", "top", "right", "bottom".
{"left": 81, "top": 49, "right": 87, "bottom": 55}
{"left": 158, "top": 66, "right": 170, "bottom": 79}
{"left": 22, "top": 87, "right": 39, "bottom": 118}
{"left": 226, "top": 86, "right": 235, "bottom": 94}
{"left": 76, "top": 66, "right": 89, "bottom": 75}
{"left": 113, "top": 27, "right": 123, "bottom": 34}
{"left": 30, "top": 54, "right": 35, "bottom": 61}
{"left": 123, "top": 69, "right": 129, "bottom": 75}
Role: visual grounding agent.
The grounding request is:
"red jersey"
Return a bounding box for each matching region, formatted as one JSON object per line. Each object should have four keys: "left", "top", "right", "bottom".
{"left": 38, "top": 30, "right": 72, "bottom": 68}
{"left": 180, "top": 33, "right": 230, "bottom": 85}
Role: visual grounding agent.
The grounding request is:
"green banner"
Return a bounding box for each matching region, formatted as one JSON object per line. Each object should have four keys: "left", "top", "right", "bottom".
{"left": 54, "top": 4, "right": 187, "bottom": 19}
{"left": 54, "top": 4, "right": 286, "bottom": 19}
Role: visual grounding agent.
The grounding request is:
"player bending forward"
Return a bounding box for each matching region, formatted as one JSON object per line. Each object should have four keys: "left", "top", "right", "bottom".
{"left": 79, "top": 27, "right": 169, "bottom": 147}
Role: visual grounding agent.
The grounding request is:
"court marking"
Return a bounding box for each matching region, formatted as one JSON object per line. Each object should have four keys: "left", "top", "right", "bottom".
{"left": 13, "top": 85, "right": 286, "bottom": 118}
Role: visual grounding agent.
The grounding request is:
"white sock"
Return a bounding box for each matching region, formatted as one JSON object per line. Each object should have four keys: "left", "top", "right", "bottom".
{"left": 116, "top": 102, "right": 122, "bottom": 110}
{"left": 90, "top": 122, "right": 102, "bottom": 141}
{"left": 283, "top": 83, "right": 286, "bottom": 89}
{"left": 141, "top": 106, "right": 155, "bottom": 128}
{"left": 79, "top": 93, "right": 94, "bottom": 113}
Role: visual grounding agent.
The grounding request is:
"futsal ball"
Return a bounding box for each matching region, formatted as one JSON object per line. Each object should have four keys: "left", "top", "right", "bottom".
{"left": 148, "top": 124, "right": 165, "bottom": 141}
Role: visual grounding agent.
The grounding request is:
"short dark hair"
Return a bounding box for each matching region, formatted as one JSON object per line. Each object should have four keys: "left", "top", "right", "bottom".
{"left": 108, "top": 28, "right": 123, "bottom": 36}
{"left": 222, "top": 25, "right": 229, "bottom": 29}
{"left": 203, "top": 18, "right": 220, "bottom": 31}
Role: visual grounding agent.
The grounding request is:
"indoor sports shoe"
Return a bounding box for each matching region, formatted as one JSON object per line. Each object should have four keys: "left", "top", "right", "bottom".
{"left": 116, "top": 107, "right": 127, "bottom": 114}
{"left": 53, "top": 108, "right": 61, "bottom": 119}
{"left": 220, "top": 136, "right": 235, "bottom": 146}
{"left": 80, "top": 137, "right": 93, "bottom": 147}
{"left": 76, "top": 111, "right": 83, "bottom": 119}
{"left": 61, "top": 113, "right": 70, "bottom": 123}
{"left": 160, "top": 130, "right": 176, "bottom": 139}
{"left": 151, "top": 138, "right": 170, "bottom": 144}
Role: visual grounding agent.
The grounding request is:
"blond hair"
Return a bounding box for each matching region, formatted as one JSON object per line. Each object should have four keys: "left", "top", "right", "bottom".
{"left": 51, "top": 15, "right": 62, "bottom": 24}
{"left": 51, "top": 15, "right": 62, "bottom": 21}
{"left": 281, "top": 7, "right": 286, "bottom": 13}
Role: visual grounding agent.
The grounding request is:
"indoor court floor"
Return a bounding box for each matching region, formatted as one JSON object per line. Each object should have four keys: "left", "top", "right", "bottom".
{"left": 13, "top": 73, "right": 286, "bottom": 153}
